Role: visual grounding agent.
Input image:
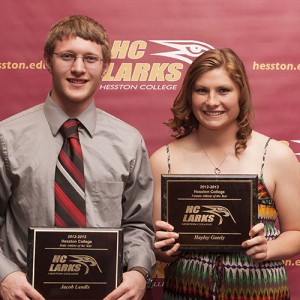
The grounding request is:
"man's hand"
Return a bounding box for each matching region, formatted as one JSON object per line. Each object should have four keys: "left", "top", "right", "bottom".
{"left": 0, "top": 271, "right": 45, "bottom": 300}
{"left": 103, "top": 270, "right": 146, "bottom": 300}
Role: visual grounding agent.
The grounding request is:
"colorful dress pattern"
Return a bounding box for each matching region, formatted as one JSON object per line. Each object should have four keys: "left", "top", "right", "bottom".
{"left": 163, "top": 139, "right": 290, "bottom": 300}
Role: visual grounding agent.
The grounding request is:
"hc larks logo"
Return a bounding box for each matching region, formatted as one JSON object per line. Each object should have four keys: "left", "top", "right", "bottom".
{"left": 48, "top": 254, "right": 102, "bottom": 275}
{"left": 103, "top": 39, "right": 214, "bottom": 83}
{"left": 182, "top": 205, "right": 236, "bottom": 225}
{"left": 150, "top": 40, "right": 214, "bottom": 64}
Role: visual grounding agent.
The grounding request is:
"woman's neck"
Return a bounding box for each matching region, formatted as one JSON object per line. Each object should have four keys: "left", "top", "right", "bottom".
{"left": 196, "top": 124, "right": 238, "bottom": 148}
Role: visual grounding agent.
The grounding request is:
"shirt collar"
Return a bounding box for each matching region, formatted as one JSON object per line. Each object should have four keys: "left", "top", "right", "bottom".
{"left": 43, "top": 93, "right": 97, "bottom": 137}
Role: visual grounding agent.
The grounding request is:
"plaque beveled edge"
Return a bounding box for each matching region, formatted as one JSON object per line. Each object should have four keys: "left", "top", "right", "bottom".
{"left": 161, "top": 174, "right": 258, "bottom": 251}
{"left": 27, "top": 227, "right": 123, "bottom": 289}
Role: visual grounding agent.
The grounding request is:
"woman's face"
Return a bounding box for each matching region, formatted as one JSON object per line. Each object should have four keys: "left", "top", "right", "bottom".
{"left": 191, "top": 67, "right": 240, "bottom": 131}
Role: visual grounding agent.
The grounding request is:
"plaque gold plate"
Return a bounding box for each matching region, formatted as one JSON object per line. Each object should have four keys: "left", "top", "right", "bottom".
{"left": 161, "top": 174, "right": 258, "bottom": 251}
{"left": 27, "top": 227, "right": 123, "bottom": 299}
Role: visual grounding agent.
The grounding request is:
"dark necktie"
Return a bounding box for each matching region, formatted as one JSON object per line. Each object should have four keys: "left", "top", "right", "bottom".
{"left": 55, "top": 119, "right": 86, "bottom": 227}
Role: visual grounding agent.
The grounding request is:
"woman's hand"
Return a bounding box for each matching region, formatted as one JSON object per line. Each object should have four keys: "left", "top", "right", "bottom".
{"left": 242, "top": 223, "right": 268, "bottom": 262}
{"left": 154, "top": 220, "right": 181, "bottom": 262}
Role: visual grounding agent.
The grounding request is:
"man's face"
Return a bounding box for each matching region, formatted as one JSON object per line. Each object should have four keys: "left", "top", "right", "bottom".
{"left": 45, "top": 36, "right": 108, "bottom": 116}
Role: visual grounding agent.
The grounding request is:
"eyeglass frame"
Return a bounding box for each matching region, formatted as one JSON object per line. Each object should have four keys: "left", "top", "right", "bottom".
{"left": 53, "top": 52, "right": 104, "bottom": 66}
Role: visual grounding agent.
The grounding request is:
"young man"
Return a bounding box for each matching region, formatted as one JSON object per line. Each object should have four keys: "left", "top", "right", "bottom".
{"left": 0, "top": 15, "right": 155, "bottom": 300}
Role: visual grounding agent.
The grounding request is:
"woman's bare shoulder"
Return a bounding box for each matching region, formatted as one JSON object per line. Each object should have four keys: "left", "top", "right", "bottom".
{"left": 252, "top": 131, "right": 298, "bottom": 165}
{"left": 150, "top": 143, "right": 171, "bottom": 175}
{"left": 150, "top": 139, "right": 182, "bottom": 160}
{"left": 151, "top": 144, "right": 169, "bottom": 161}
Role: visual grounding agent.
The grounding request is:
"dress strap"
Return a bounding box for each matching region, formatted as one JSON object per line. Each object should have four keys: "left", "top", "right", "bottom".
{"left": 260, "top": 138, "right": 272, "bottom": 178}
{"left": 165, "top": 144, "right": 171, "bottom": 174}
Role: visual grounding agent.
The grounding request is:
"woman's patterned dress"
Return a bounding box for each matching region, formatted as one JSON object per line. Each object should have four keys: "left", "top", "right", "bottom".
{"left": 163, "top": 139, "right": 290, "bottom": 300}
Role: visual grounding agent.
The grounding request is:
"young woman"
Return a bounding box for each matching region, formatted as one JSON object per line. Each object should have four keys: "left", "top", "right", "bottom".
{"left": 151, "top": 48, "right": 300, "bottom": 299}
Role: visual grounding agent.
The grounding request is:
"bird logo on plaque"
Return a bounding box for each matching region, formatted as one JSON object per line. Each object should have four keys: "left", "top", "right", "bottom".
{"left": 48, "top": 254, "right": 102, "bottom": 275}
{"left": 182, "top": 205, "right": 236, "bottom": 225}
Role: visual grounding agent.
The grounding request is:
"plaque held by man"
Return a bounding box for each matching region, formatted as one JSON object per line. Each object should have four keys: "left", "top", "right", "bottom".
{"left": 27, "top": 227, "right": 123, "bottom": 299}
{"left": 161, "top": 174, "right": 258, "bottom": 251}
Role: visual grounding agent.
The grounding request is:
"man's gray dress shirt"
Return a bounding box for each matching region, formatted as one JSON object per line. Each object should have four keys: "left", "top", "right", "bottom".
{"left": 0, "top": 95, "right": 155, "bottom": 281}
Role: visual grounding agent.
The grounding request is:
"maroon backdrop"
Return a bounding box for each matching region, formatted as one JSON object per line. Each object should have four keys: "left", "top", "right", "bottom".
{"left": 0, "top": 1, "right": 299, "bottom": 298}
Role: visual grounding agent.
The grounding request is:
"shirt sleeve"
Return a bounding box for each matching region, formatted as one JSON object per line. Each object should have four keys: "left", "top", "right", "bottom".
{"left": 0, "top": 132, "right": 22, "bottom": 282}
{"left": 121, "top": 134, "right": 156, "bottom": 273}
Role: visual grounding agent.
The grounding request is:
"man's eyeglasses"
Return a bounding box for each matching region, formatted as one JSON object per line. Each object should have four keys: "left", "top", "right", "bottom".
{"left": 53, "top": 52, "right": 103, "bottom": 67}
